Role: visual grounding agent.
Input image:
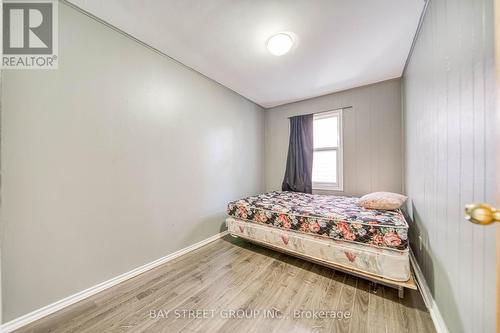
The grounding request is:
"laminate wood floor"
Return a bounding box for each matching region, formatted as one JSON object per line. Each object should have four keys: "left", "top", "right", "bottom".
{"left": 14, "top": 236, "right": 436, "bottom": 333}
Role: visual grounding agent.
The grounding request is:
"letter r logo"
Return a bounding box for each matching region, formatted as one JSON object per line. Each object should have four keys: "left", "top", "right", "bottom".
{"left": 3, "top": 2, "right": 53, "bottom": 54}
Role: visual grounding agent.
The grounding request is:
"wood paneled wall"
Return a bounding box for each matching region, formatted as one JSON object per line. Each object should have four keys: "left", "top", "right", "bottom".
{"left": 403, "top": 0, "right": 497, "bottom": 332}
{"left": 265, "top": 78, "right": 402, "bottom": 197}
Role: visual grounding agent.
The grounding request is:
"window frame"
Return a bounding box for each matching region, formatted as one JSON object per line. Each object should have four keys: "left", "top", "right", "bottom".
{"left": 312, "top": 109, "right": 344, "bottom": 192}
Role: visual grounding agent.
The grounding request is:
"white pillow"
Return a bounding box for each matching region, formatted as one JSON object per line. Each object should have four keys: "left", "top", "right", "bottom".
{"left": 359, "top": 192, "right": 407, "bottom": 210}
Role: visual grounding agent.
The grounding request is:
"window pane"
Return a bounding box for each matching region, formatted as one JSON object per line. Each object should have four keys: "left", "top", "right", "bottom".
{"left": 312, "top": 150, "right": 337, "bottom": 183}
{"left": 313, "top": 116, "right": 338, "bottom": 148}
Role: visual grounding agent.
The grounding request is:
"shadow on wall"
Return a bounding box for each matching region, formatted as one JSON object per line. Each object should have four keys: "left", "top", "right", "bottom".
{"left": 404, "top": 201, "right": 463, "bottom": 332}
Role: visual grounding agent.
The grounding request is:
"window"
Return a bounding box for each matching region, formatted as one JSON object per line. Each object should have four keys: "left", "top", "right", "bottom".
{"left": 312, "top": 109, "right": 343, "bottom": 191}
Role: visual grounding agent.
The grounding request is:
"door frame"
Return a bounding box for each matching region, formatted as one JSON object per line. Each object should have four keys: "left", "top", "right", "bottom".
{"left": 495, "top": 0, "right": 500, "bottom": 330}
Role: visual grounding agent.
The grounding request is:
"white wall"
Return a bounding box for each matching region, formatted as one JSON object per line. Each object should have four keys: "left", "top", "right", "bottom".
{"left": 403, "top": 0, "right": 497, "bottom": 332}
{"left": 1, "top": 3, "right": 264, "bottom": 321}
{"left": 265, "top": 78, "right": 402, "bottom": 197}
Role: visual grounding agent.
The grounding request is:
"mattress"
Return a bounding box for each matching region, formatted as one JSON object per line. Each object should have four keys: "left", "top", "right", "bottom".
{"left": 227, "top": 191, "right": 408, "bottom": 251}
{"left": 226, "top": 217, "right": 410, "bottom": 281}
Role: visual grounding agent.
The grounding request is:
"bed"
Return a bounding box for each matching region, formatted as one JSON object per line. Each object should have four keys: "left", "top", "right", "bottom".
{"left": 226, "top": 191, "right": 416, "bottom": 298}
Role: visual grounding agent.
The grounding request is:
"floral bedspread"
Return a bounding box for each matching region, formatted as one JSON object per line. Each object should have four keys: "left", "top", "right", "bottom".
{"left": 227, "top": 191, "right": 408, "bottom": 251}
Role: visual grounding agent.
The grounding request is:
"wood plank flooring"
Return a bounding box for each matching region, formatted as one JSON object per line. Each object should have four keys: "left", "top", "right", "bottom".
{"left": 14, "top": 236, "right": 436, "bottom": 333}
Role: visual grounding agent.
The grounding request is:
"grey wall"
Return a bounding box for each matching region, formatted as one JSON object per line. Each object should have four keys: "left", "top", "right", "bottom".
{"left": 1, "top": 3, "right": 264, "bottom": 321}
{"left": 403, "top": 0, "right": 497, "bottom": 332}
{"left": 265, "top": 78, "right": 402, "bottom": 197}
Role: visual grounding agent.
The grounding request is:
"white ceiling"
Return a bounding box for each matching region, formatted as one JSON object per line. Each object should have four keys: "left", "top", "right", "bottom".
{"left": 68, "top": 0, "right": 425, "bottom": 108}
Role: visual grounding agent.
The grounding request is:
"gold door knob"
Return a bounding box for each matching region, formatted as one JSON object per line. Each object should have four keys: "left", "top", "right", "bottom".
{"left": 464, "top": 203, "right": 500, "bottom": 225}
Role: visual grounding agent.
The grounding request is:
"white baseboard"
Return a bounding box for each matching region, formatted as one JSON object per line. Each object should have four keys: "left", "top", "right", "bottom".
{"left": 1, "top": 230, "right": 229, "bottom": 333}
{"left": 409, "top": 250, "right": 449, "bottom": 333}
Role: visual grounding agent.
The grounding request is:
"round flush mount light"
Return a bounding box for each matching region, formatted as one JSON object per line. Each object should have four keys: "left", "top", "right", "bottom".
{"left": 266, "top": 33, "right": 294, "bottom": 56}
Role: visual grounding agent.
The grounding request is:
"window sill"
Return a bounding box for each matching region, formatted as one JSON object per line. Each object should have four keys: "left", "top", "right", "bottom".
{"left": 312, "top": 185, "right": 344, "bottom": 192}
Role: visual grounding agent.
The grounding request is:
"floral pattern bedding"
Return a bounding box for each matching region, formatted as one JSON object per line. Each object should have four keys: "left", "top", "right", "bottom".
{"left": 227, "top": 191, "right": 408, "bottom": 251}
{"left": 226, "top": 218, "right": 411, "bottom": 281}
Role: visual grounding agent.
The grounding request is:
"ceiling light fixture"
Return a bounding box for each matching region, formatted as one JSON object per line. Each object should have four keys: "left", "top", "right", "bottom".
{"left": 266, "top": 33, "right": 293, "bottom": 56}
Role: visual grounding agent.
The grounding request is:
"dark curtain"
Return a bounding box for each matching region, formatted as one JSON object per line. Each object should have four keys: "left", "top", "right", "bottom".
{"left": 281, "top": 114, "right": 314, "bottom": 193}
